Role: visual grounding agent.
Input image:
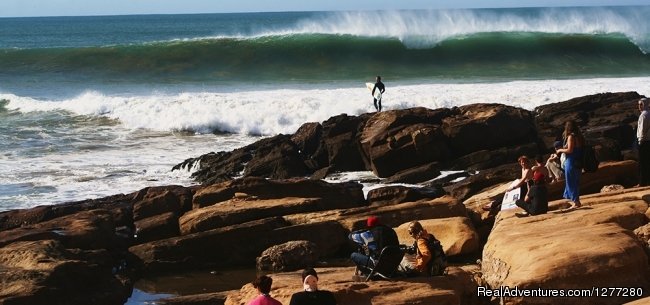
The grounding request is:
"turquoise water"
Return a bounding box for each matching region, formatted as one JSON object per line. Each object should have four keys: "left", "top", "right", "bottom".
{"left": 1, "top": 7, "right": 650, "bottom": 96}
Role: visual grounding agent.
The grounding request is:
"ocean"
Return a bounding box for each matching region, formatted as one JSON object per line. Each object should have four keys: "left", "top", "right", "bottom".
{"left": 2, "top": 6, "right": 650, "bottom": 211}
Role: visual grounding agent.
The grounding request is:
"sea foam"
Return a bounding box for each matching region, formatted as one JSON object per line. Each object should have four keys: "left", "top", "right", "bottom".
{"left": 4, "top": 77, "right": 650, "bottom": 136}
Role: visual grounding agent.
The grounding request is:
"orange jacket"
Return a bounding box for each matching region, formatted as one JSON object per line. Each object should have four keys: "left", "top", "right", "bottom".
{"left": 415, "top": 230, "right": 433, "bottom": 273}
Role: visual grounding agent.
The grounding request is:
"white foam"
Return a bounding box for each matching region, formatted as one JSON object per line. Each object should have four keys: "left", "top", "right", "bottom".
{"left": 0, "top": 131, "right": 259, "bottom": 210}
{"left": 4, "top": 77, "right": 650, "bottom": 136}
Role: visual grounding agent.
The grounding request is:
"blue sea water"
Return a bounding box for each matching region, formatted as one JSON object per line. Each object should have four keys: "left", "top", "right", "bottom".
{"left": 1, "top": 7, "right": 650, "bottom": 211}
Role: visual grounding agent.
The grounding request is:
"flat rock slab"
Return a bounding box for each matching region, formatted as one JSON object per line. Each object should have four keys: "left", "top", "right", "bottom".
{"left": 394, "top": 217, "right": 480, "bottom": 257}
{"left": 483, "top": 202, "right": 650, "bottom": 305}
{"left": 224, "top": 266, "right": 483, "bottom": 305}
{"left": 179, "top": 197, "right": 325, "bottom": 234}
{"left": 284, "top": 195, "right": 468, "bottom": 231}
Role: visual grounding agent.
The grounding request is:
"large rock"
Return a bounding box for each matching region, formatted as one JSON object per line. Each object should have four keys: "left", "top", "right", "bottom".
{"left": 534, "top": 91, "right": 644, "bottom": 153}
{"left": 445, "top": 163, "right": 520, "bottom": 202}
{"left": 224, "top": 266, "right": 483, "bottom": 305}
{"left": 482, "top": 201, "right": 650, "bottom": 305}
{"left": 291, "top": 122, "right": 323, "bottom": 161}
{"left": 256, "top": 240, "right": 319, "bottom": 272}
{"left": 442, "top": 104, "right": 537, "bottom": 157}
{"left": 129, "top": 218, "right": 348, "bottom": 272}
{"left": 132, "top": 185, "right": 193, "bottom": 221}
{"left": 134, "top": 212, "right": 180, "bottom": 244}
{"left": 366, "top": 185, "right": 445, "bottom": 206}
{"left": 180, "top": 197, "right": 330, "bottom": 234}
{"left": 0, "top": 209, "right": 118, "bottom": 250}
{"left": 0, "top": 240, "right": 130, "bottom": 305}
{"left": 383, "top": 162, "right": 442, "bottom": 184}
{"left": 449, "top": 142, "right": 540, "bottom": 171}
{"left": 0, "top": 193, "right": 133, "bottom": 231}
{"left": 173, "top": 135, "right": 308, "bottom": 185}
{"left": 395, "top": 217, "right": 480, "bottom": 257}
{"left": 284, "top": 195, "right": 468, "bottom": 231}
{"left": 360, "top": 108, "right": 453, "bottom": 177}
{"left": 192, "top": 177, "right": 365, "bottom": 209}
{"left": 311, "top": 113, "right": 370, "bottom": 172}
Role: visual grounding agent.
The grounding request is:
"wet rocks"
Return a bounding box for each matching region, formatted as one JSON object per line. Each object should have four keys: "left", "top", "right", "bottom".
{"left": 256, "top": 240, "right": 319, "bottom": 272}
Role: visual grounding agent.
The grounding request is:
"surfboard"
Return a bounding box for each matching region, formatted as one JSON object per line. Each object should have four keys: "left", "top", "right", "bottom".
{"left": 501, "top": 179, "right": 523, "bottom": 211}
{"left": 366, "top": 82, "right": 382, "bottom": 100}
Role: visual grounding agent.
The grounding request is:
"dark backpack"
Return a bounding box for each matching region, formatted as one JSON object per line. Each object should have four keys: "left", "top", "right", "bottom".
{"left": 423, "top": 234, "right": 447, "bottom": 276}
{"left": 582, "top": 145, "right": 599, "bottom": 173}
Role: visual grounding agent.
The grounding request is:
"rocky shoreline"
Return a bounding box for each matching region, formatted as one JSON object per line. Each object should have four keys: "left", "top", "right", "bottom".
{"left": 2, "top": 92, "right": 650, "bottom": 305}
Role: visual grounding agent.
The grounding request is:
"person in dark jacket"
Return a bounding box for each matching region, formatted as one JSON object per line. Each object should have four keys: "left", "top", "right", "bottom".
{"left": 349, "top": 216, "right": 399, "bottom": 274}
{"left": 289, "top": 268, "right": 337, "bottom": 305}
{"left": 515, "top": 170, "right": 549, "bottom": 217}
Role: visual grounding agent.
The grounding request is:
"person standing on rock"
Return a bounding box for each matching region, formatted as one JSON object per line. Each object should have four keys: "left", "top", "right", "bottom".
{"left": 248, "top": 275, "right": 282, "bottom": 305}
{"left": 349, "top": 216, "right": 399, "bottom": 275}
{"left": 371, "top": 76, "right": 385, "bottom": 112}
{"left": 289, "top": 268, "right": 337, "bottom": 305}
{"left": 637, "top": 98, "right": 650, "bottom": 186}
{"left": 555, "top": 120, "right": 585, "bottom": 210}
{"left": 546, "top": 142, "right": 565, "bottom": 183}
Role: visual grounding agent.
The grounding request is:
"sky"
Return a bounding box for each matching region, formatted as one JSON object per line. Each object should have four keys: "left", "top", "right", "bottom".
{"left": 1, "top": 0, "right": 649, "bottom": 17}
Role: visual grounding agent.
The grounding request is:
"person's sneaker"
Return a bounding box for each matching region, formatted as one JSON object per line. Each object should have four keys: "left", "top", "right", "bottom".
{"left": 515, "top": 211, "right": 529, "bottom": 217}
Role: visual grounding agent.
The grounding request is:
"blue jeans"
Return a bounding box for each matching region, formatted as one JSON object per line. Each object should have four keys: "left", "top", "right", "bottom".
{"left": 351, "top": 252, "right": 374, "bottom": 272}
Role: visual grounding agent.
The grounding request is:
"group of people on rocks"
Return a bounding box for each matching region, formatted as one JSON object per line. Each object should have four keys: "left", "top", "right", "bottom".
{"left": 247, "top": 216, "right": 448, "bottom": 305}
{"left": 485, "top": 96, "right": 650, "bottom": 217}
{"left": 482, "top": 119, "right": 586, "bottom": 216}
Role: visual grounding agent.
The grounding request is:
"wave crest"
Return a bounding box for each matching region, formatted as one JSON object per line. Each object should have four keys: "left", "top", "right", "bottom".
{"left": 285, "top": 7, "right": 650, "bottom": 50}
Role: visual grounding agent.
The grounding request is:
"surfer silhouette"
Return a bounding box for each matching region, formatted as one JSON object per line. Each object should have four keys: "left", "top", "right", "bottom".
{"left": 372, "top": 76, "right": 385, "bottom": 112}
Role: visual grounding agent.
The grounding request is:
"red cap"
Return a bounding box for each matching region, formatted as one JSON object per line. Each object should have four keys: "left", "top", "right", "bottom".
{"left": 367, "top": 216, "right": 379, "bottom": 227}
{"left": 533, "top": 171, "right": 545, "bottom": 183}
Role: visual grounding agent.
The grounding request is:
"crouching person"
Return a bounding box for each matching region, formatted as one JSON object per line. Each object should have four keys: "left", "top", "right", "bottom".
{"left": 349, "top": 216, "right": 399, "bottom": 276}
{"left": 400, "top": 221, "right": 447, "bottom": 276}
{"left": 515, "top": 170, "right": 549, "bottom": 217}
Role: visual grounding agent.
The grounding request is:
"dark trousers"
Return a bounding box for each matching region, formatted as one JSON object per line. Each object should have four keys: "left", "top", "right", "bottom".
{"left": 373, "top": 98, "right": 382, "bottom": 112}
{"left": 515, "top": 199, "right": 548, "bottom": 215}
{"left": 640, "top": 141, "right": 650, "bottom": 186}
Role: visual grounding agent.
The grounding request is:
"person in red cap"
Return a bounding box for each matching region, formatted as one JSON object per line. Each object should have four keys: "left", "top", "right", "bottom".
{"left": 348, "top": 216, "right": 399, "bottom": 275}
{"left": 514, "top": 169, "right": 549, "bottom": 217}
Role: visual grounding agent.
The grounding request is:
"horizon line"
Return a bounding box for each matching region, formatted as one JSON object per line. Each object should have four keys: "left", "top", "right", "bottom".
{"left": 1, "top": 3, "right": 647, "bottom": 19}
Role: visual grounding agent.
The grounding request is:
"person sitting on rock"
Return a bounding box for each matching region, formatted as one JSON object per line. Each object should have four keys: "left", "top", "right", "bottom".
{"left": 546, "top": 141, "right": 565, "bottom": 183}
{"left": 349, "top": 216, "right": 399, "bottom": 275}
{"left": 515, "top": 170, "right": 549, "bottom": 217}
{"left": 483, "top": 155, "right": 534, "bottom": 212}
{"left": 400, "top": 221, "right": 447, "bottom": 276}
{"left": 289, "top": 268, "right": 337, "bottom": 305}
{"left": 248, "top": 275, "right": 282, "bottom": 305}
{"left": 532, "top": 154, "right": 552, "bottom": 184}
